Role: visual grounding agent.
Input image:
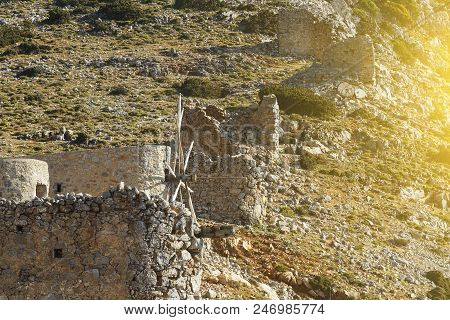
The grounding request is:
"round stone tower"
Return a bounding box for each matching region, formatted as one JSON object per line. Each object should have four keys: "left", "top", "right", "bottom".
{"left": 0, "top": 159, "right": 50, "bottom": 202}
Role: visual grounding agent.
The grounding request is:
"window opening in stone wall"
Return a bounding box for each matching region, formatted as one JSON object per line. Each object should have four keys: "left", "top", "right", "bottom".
{"left": 36, "top": 184, "right": 47, "bottom": 198}
{"left": 53, "top": 248, "right": 63, "bottom": 258}
{"left": 56, "top": 183, "right": 63, "bottom": 193}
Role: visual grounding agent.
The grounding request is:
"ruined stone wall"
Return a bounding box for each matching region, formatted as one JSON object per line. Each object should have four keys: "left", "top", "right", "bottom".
{"left": 227, "top": 95, "right": 280, "bottom": 151}
{"left": 188, "top": 154, "right": 267, "bottom": 225}
{"left": 322, "top": 35, "right": 375, "bottom": 83}
{"left": 0, "top": 159, "right": 49, "bottom": 202}
{"left": 30, "top": 145, "right": 170, "bottom": 197}
{"left": 180, "top": 98, "right": 279, "bottom": 225}
{"left": 278, "top": 0, "right": 356, "bottom": 59}
{"left": 0, "top": 184, "right": 203, "bottom": 300}
{"left": 279, "top": 8, "right": 334, "bottom": 59}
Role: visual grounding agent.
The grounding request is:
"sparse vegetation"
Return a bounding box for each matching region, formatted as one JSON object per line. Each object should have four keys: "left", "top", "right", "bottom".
{"left": 425, "top": 271, "right": 450, "bottom": 300}
{"left": 279, "top": 206, "right": 296, "bottom": 218}
{"left": 173, "top": 0, "right": 224, "bottom": 11}
{"left": 357, "top": 0, "right": 380, "bottom": 15}
{"left": 396, "top": 211, "right": 412, "bottom": 221}
{"left": 259, "top": 84, "right": 338, "bottom": 119}
{"left": 392, "top": 38, "right": 416, "bottom": 64}
{"left": 274, "top": 264, "right": 289, "bottom": 273}
{"left": 352, "top": 8, "right": 378, "bottom": 36}
{"left": 380, "top": 1, "right": 414, "bottom": 26}
{"left": 310, "top": 275, "right": 334, "bottom": 297}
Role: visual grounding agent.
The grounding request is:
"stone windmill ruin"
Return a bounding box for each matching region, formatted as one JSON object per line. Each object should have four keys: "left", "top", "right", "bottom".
{"left": 149, "top": 95, "right": 234, "bottom": 238}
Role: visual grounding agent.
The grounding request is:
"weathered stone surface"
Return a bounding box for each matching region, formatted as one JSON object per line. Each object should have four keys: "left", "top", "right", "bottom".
{"left": 29, "top": 145, "right": 171, "bottom": 197}
{"left": 278, "top": 0, "right": 356, "bottom": 59}
{"left": 181, "top": 97, "right": 280, "bottom": 225}
{"left": 284, "top": 35, "right": 375, "bottom": 86}
{"left": 0, "top": 184, "right": 202, "bottom": 300}
{"left": 0, "top": 159, "right": 49, "bottom": 202}
{"left": 322, "top": 35, "right": 375, "bottom": 83}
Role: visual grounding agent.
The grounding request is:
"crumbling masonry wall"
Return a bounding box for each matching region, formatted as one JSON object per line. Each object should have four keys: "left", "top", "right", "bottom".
{"left": 188, "top": 154, "right": 267, "bottom": 225}
{"left": 321, "top": 35, "right": 375, "bottom": 83}
{"left": 0, "top": 185, "right": 202, "bottom": 299}
{"left": 0, "top": 159, "right": 49, "bottom": 202}
{"left": 181, "top": 96, "right": 279, "bottom": 224}
{"left": 226, "top": 95, "right": 280, "bottom": 150}
{"left": 30, "top": 145, "right": 170, "bottom": 197}
{"left": 278, "top": 1, "right": 356, "bottom": 59}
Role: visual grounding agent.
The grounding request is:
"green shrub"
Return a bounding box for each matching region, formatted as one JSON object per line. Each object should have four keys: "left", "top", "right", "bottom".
{"left": 109, "top": 85, "right": 129, "bottom": 95}
{"left": 2, "top": 41, "right": 49, "bottom": 56}
{"left": 44, "top": 8, "right": 71, "bottom": 24}
{"left": 348, "top": 107, "right": 373, "bottom": 119}
{"left": 259, "top": 84, "right": 339, "bottom": 119}
{"left": 298, "top": 152, "right": 326, "bottom": 170}
{"left": 173, "top": 0, "right": 224, "bottom": 11}
{"left": 310, "top": 275, "right": 334, "bottom": 297}
{"left": 395, "top": 211, "right": 412, "bottom": 221}
{"left": 396, "top": 0, "right": 420, "bottom": 18}
{"left": 54, "top": 0, "right": 100, "bottom": 14}
{"left": 357, "top": 0, "right": 380, "bottom": 15}
{"left": 54, "top": 0, "right": 99, "bottom": 7}
{"left": 392, "top": 38, "right": 429, "bottom": 66}
{"left": 380, "top": 1, "right": 413, "bottom": 26}
{"left": 294, "top": 205, "right": 308, "bottom": 216}
{"left": 392, "top": 38, "right": 416, "bottom": 64}
{"left": 179, "top": 77, "right": 225, "bottom": 98}
{"left": 16, "top": 66, "right": 45, "bottom": 77}
{"left": 275, "top": 264, "right": 289, "bottom": 273}
{"left": 352, "top": 8, "right": 377, "bottom": 36}
{"left": 239, "top": 9, "right": 277, "bottom": 35}
{"left": 279, "top": 206, "right": 296, "bottom": 218}
{"left": 24, "top": 92, "right": 44, "bottom": 103}
{"left": 18, "top": 41, "right": 49, "bottom": 54}
{"left": 425, "top": 271, "right": 450, "bottom": 300}
{"left": 355, "top": 0, "right": 419, "bottom": 27}
{"left": 98, "top": 0, "right": 143, "bottom": 21}
{"left": 89, "top": 19, "right": 117, "bottom": 34}
{"left": 0, "top": 23, "right": 34, "bottom": 48}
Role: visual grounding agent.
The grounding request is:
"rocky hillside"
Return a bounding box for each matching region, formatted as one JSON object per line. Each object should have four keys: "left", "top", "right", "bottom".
{"left": 0, "top": 0, "right": 448, "bottom": 299}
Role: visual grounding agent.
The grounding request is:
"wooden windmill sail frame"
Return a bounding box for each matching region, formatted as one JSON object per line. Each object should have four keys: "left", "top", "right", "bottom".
{"left": 164, "top": 94, "right": 197, "bottom": 222}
